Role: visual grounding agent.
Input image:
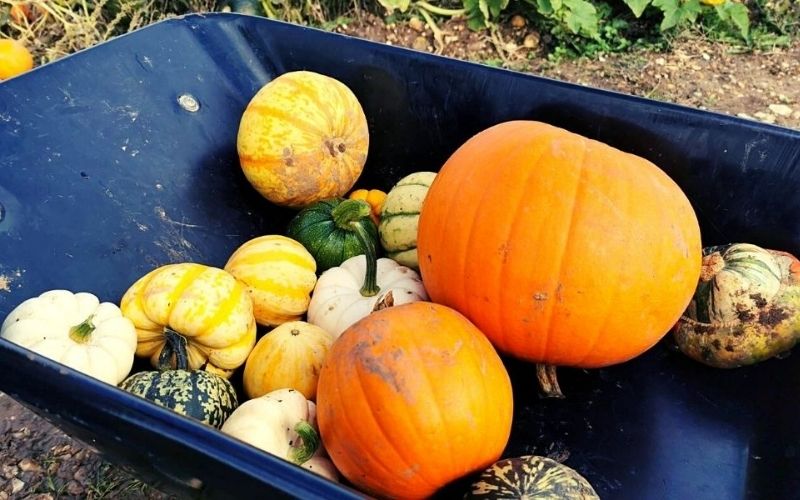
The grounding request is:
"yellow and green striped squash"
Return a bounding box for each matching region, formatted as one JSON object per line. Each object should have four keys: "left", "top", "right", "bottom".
{"left": 236, "top": 70, "right": 369, "bottom": 208}
{"left": 120, "top": 263, "right": 257, "bottom": 379}
{"left": 224, "top": 235, "right": 318, "bottom": 327}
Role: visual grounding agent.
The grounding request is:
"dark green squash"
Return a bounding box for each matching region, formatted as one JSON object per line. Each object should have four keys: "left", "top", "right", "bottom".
{"left": 464, "top": 456, "right": 599, "bottom": 499}
{"left": 286, "top": 198, "right": 379, "bottom": 272}
{"left": 672, "top": 243, "right": 800, "bottom": 368}
{"left": 119, "top": 329, "right": 238, "bottom": 428}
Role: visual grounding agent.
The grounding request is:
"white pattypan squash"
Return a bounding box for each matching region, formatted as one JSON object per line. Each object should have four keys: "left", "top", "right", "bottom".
{"left": 1, "top": 290, "right": 137, "bottom": 385}
{"left": 307, "top": 254, "right": 428, "bottom": 338}
{"left": 221, "top": 388, "right": 338, "bottom": 481}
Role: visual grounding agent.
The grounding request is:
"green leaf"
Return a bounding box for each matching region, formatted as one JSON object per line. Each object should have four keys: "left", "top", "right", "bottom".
{"left": 536, "top": 0, "right": 555, "bottom": 15}
{"left": 652, "top": 0, "right": 679, "bottom": 30}
{"left": 717, "top": 1, "right": 750, "bottom": 39}
{"left": 623, "top": 0, "right": 652, "bottom": 17}
{"left": 652, "top": 0, "right": 701, "bottom": 31}
{"left": 562, "top": 0, "right": 600, "bottom": 37}
{"left": 680, "top": 0, "right": 703, "bottom": 24}
{"left": 376, "top": 0, "right": 410, "bottom": 14}
{"left": 478, "top": 0, "right": 491, "bottom": 24}
{"left": 463, "top": 0, "right": 489, "bottom": 29}
{"left": 488, "top": 0, "right": 510, "bottom": 17}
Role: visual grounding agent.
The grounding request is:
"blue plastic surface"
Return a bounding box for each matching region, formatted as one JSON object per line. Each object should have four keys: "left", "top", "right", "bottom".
{"left": 2, "top": 13, "right": 800, "bottom": 499}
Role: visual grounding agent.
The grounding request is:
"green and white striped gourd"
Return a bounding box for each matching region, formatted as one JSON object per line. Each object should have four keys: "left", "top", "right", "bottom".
{"left": 673, "top": 242, "right": 800, "bottom": 368}
{"left": 378, "top": 171, "right": 437, "bottom": 270}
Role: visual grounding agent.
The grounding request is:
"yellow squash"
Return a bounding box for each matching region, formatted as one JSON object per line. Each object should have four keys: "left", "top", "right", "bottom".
{"left": 224, "top": 235, "right": 318, "bottom": 326}
{"left": 237, "top": 71, "right": 369, "bottom": 208}
{"left": 120, "top": 263, "right": 257, "bottom": 378}
{"left": 243, "top": 321, "right": 334, "bottom": 401}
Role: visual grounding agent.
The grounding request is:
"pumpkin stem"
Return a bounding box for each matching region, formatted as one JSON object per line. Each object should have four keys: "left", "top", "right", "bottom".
{"left": 68, "top": 315, "right": 96, "bottom": 344}
{"left": 159, "top": 327, "right": 189, "bottom": 371}
{"left": 331, "top": 199, "right": 380, "bottom": 297}
{"left": 536, "top": 364, "right": 565, "bottom": 399}
{"left": 289, "top": 421, "right": 321, "bottom": 465}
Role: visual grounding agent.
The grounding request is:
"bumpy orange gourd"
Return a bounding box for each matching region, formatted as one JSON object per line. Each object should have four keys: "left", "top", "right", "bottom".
{"left": 237, "top": 71, "right": 369, "bottom": 208}
{"left": 348, "top": 188, "right": 386, "bottom": 225}
{"left": 316, "top": 302, "right": 513, "bottom": 499}
{"left": 418, "top": 121, "right": 702, "bottom": 371}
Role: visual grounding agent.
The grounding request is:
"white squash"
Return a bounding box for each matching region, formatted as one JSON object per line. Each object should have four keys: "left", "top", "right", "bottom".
{"left": 1, "top": 290, "right": 137, "bottom": 385}
{"left": 307, "top": 254, "right": 428, "bottom": 337}
{"left": 221, "top": 388, "right": 338, "bottom": 481}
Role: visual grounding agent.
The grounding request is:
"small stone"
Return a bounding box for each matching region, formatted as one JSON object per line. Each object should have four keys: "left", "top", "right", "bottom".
{"left": 2, "top": 464, "right": 18, "bottom": 479}
{"left": 523, "top": 33, "right": 540, "bottom": 49}
{"left": 736, "top": 113, "right": 753, "bottom": 120}
{"left": 754, "top": 112, "right": 776, "bottom": 124}
{"left": 778, "top": 94, "right": 790, "bottom": 103}
{"left": 655, "top": 57, "right": 666, "bottom": 65}
{"left": 11, "top": 478, "right": 24, "bottom": 494}
{"left": 73, "top": 466, "right": 88, "bottom": 483}
{"left": 66, "top": 480, "right": 84, "bottom": 496}
{"left": 768, "top": 104, "right": 793, "bottom": 117}
{"left": 702, "top": 53, "right": 710, "bottom": 61}
{"left": 18, "top": 459, "right": 40, "bottom": 473}
{"left": 408, "top": 16, "right": 424, "bottom": 32}
{"left": 0, "top": 490, "right": 8, "bottom": 499}
{"left": 793, "top": 111, "right": 800, "bottom": 120}
{"left": 511, "top": 14, "right": 526, "bottom": 29}
{"left": 412, "top": 36, "right": 429, "bottom": 52}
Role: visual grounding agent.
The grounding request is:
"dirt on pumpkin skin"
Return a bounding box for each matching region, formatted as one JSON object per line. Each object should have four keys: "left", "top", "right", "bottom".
{"left": 1, "top": 14, "right": 799, "bottom": 499}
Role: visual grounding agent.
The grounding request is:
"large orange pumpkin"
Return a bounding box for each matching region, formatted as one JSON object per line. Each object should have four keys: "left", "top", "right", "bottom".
{"left": 236, "top": 71, "right": 369, "bottom": 208}
{"left": 316, "top": 302, "right": 513, "bottom": 499}
{"left": 418, "top": 121, "right": 702, "bottom": 385}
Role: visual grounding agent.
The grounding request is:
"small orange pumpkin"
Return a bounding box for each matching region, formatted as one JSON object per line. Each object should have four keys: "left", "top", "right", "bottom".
{"left": 418, "top": 120, "right": 702, "bottom": 394}
{"left": 347, "top": 188, "right": 386, "bottom": 225}
{"left": 237, "top": 71, "right": 369, "bottom": 208}
{"left": 0, "top": 39, "right": 33, "bottom": 80}
{"left": 316, "top": 302, "right": 513, "bottom": 499}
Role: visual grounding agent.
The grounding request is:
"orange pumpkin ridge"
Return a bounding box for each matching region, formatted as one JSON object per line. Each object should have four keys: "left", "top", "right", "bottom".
{"left": 418, "top": 120, "right": 702, "bottom": 372}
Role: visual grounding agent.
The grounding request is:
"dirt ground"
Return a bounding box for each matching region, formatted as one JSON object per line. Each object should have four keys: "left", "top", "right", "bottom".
{"left": 336, "top": 14, "right": 800, "bottom": 129}
{"left": 1, "top": 14, "right": 799, "bottom": 500}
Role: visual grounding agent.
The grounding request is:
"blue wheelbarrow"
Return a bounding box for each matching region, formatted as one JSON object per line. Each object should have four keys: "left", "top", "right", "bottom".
{"left": 1, "top": 12, "right": 799, "bottom": 499}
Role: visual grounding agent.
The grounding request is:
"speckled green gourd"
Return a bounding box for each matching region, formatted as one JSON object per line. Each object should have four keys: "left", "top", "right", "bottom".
{"left": 119, "top": 329, "right": 238, "bottom": 428}
{"left": 378, "top": 171, "right": 436, "bottom": 270}
{"left": 672, "top": 243, "right": 800, "bottom": 368}
{"left": 465, "top": 455, "right": 599, "bottom": 499}
{"left": 287, "top": 198, "right": 379, "bottom": 272}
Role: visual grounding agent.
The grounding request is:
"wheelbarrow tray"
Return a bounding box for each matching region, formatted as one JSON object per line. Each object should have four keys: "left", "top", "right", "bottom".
{"left": 1, "top": 13, "right": 799, "bottom": 499}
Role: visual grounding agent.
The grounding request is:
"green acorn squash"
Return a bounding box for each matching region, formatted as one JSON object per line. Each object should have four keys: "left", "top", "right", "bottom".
{"left": 120, "top": 329, "right": 238, "bottom": 428}
{"left": 465, "top": 455, "right": 599, "bottom": 499}
{"left": 286, "top": 198, "right": 379, "bottom": 272}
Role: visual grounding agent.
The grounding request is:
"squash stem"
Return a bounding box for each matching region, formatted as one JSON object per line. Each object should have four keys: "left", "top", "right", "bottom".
{"left": 159, "top": 327, "right": 189, "bottom": 371}
{"left": 331, "top": 199, "right": 380, "bottom": 297}
{"left": 352, "top": 222, "right": 380, "bottom": 297}
{"left": 290, "top": 421, "right": 321, "bottom": 465}
{"left": 68, "top": 315, "right": 96, "bottom": 343}
{"left": 536, "top": 364, "right": 565, "bottom": 399}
